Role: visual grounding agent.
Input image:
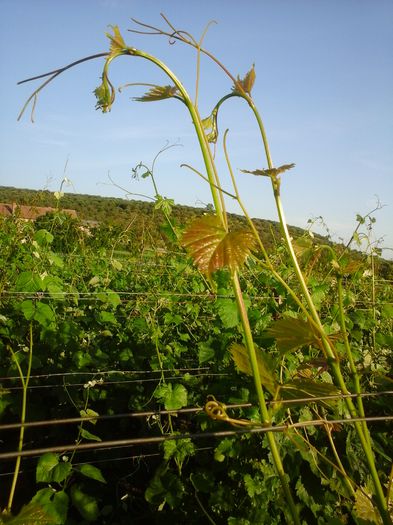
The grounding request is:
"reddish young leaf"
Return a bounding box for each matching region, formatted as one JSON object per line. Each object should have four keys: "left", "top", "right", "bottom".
{"left": 232, "top": 64, "right": 256, "bottom": 95}
{"left": 181, "top": 215, "right": 256, "bottom": 276}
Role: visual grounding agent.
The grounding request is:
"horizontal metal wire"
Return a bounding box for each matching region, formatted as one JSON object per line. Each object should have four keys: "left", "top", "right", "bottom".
{"left": 2, "top": 372, "right": 230, "bottom": 391}
{"left": 1, "top": 391, "right": 392, "bottom": 431}
{"left": 0, "top": 447, "right": 214, "bottom": 478}
{"left": 0, "top": 366, "right": 209, "bottom": 382}
{"left": 1, "top": 291, "right": 390, "bottom": 306}
{"left": 1, "top": 415, "right": 392, "bottom": 461}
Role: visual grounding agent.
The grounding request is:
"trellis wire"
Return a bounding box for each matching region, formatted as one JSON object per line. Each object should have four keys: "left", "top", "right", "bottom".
{"left": 1, "top": 391, "right": 392, "bottom": 431}
{"left": 1, "top": 415, "right": 392, "bottom": 461}
{"left": 0, "top": 366, "right": 210, "bottom": 382}
{"left": 1, "top": 289, "right": 390, "bottom": 305}
{"left": 0, "top": 447, "right": 214, "bottom": 478}
{"left": 0, "top": 372, "right": 230, "bottom": 391}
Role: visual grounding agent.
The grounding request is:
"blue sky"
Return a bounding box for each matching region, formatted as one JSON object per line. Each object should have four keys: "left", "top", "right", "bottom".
{"left": 0, "top": 0, "right": 392, "bottom": 257}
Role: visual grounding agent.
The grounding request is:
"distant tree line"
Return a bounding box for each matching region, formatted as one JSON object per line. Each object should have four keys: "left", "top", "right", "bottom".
{"left": 1, "top": 185, "right": 392, "bottom": 278}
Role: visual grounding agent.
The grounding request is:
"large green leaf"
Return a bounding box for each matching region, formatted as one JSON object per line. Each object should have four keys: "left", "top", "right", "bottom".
{"left": 267, "top": 316, "right": 321, "bottom": 354}
{"left": 31, "top": 488, "right": 69, "bottom": 525}
{"left": 36, "top": 453, "right": 59, "bottom": 483}
{"left": 154, "top": 383, "right": 188, "bottom": 410}
{"left": 215, "top": 298, "right": 239, "bottom": 328}
{"left": 182, "top": 215, "right": 256, "bottom": 277}
{"left": 15, "top": 272, "right": 43, "bottom": 293}
{"left": 229, "top": 343, "right": 277, "bottom": 395}
{"left": 278, "top": 378, "right": 341, "bottom": 408}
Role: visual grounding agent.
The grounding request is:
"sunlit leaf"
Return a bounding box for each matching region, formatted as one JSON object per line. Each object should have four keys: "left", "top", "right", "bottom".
{"left": 293, "top": 237, "right": 313, "bottom": 258}
{"left": 229, "top": 343, "right": 277, "bottom": 394}
{"left": 353, "top": 488, "right": 383, "bottom": 524}
{"left": 94, "top": 72, "right": 115, "bottom": 113}
{"left": 78, "top": 425, "right": 102, "bottom": 442}
{"left": 106, "top": 25, "right": 127, "bottom": 56}
{"left": 241, "top": 163, "right": 295, "bottom": 178}
{"left": 36, "top": 453, "right": 59, "bottom": 483}
{"left": 181, "top": 215, "right": 256, "bottom": 276}
{"left": 31, "top": 489, "right": 68, "bottom": 525}
{"left": 80, "top": 408, "right": 99, "bottom": 425}
{"left": 232, "top": 64, "right": 256, "bottom": 95}
{"left": 134, "top": 85, "right": 180, "bottom": 102}
{"left": 267, "top": 316, "right": 321, "bottom": 354}
{"left": 279, "top": 378, "right": 341, "bottom": 408}
{"left": 201, "top": 109, "right": 218, "bottom": 143}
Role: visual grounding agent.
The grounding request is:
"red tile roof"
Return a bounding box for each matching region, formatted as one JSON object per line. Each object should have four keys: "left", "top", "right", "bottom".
{"left": 0, "top": 203, "right": 77, "bottom": 220}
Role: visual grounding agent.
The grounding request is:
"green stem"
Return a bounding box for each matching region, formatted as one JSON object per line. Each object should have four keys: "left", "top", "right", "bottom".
{"left": 336, "top": 277, "right": 370, "bottom": 434}
{"left": 7, "top": 322, "right": 34, "bottom": 512}
{"left": 127, "top": 49, "right": 225, "bottom": 227}
{"left": 247, "top": 100, "right": 390, "bottom": 524}
{"left": 232, "top": 272, "right": 301, "bottom": 525}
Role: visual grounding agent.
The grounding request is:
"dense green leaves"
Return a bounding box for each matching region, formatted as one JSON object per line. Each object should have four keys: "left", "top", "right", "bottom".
{"left": 1, "top": 205, "right": 392, "bottom": 524}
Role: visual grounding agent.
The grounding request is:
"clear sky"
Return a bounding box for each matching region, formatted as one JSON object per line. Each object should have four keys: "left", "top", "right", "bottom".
{"left": 0, "top": 0, "right": 392, "bottom": 257}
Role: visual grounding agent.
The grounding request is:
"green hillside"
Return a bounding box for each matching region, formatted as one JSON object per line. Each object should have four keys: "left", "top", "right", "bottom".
{"left": 0, "top": 185, "right": 306, "bottom": 247}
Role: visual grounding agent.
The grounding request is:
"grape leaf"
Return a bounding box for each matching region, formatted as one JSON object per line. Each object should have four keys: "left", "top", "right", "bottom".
{"left": 134, "top": 85, "right": 180, "bottom": 102}
{"left": 267, "top": 316, "right": 321, "bottom": 354}
{"left": 229, "top": 343, "right": 277, "bottom": 395}
{"left": 232, "top": 64, "right": 256, "bottom": 95}
{"left": 182, "top": 215, "right": 256, "bottom": 276}
{"left": 241, "top": 163, "right": 295, "bottom": 178}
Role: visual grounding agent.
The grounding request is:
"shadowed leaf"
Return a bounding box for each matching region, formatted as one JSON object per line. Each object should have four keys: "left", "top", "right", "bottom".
{"left": 233, "top": 64, "right": 256, "bottom": 95}
{"left": 267, "top": 316, "right": 321, "bottom": 354}
{"left": 181, "top": 215, "right": 256, "bottom": 276}
{"left": 229, "top": 343, "right": 277, "bottom": 394}
{"left": 279, "top": 378, "right": 341, "bottom": 408}
{"left": 0, "top": 502, "right": 54, "bottom": 525}
{"left": 134, "top": 85, "right": 180, "bottom": 102}
{"left": 241, "top": 163, "right": 295, "bottom": 178}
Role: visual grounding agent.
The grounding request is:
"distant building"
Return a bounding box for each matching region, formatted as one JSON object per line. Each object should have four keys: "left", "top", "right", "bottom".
{"left": 0, "top": 203, "right": 77, "bottom": 220}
